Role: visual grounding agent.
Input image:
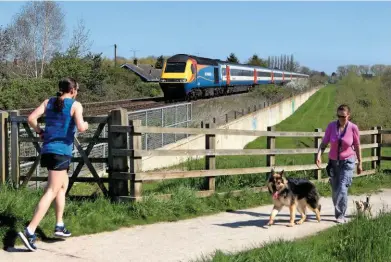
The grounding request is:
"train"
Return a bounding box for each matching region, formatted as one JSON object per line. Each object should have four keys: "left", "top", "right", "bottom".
{"left": 159, "top": 54, "right": 309, "bottom": 101}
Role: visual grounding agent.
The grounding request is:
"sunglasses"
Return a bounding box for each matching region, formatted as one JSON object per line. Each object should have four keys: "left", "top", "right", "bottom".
{"left": 337, "top": 115, "right": 348, "bottom": 118}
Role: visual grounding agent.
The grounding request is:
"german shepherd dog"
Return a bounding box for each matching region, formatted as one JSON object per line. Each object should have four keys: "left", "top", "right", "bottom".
{"left": 266, "top": 169, "right": 322, "bottom": 227}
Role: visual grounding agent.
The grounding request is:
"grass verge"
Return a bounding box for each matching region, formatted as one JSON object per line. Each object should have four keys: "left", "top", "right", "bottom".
{"left": 198, "top": 202, "right": 391, "bottom": 262}
{"left": 2, "top": 172, "right": 391, "bottom": 249}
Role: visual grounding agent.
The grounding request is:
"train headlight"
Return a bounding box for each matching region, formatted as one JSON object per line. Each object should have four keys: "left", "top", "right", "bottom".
{"left": 180, "top": 78, "right": 187, "bottom": 83}
{"left": 160, "top": 79, "right": 166, "bottom": 82}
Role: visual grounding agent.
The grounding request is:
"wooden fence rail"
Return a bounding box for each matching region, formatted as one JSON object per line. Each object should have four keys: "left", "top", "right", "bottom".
{"left": 0, "top": 108, "right": 388, "bottom": 202}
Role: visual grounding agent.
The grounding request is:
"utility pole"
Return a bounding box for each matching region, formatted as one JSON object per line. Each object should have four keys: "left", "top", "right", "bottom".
{"left": 114, "top": 44, "right": 117, "bottom": 67}
{"left": 129, "top": 49, "right": 140, "bottom": 60}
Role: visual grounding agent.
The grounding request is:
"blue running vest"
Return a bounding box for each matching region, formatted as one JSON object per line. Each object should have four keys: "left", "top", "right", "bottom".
{"left": 41, "top": 97, "right": 76, "bottom": 156}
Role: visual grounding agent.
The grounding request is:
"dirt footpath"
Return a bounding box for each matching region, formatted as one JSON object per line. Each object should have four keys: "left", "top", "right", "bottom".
{"left": 2, "top": 189, "right": 391, "bottom": 262}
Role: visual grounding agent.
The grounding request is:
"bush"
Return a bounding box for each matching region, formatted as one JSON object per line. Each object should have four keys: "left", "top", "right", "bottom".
{"left": 0, "top": 78, "right": 57, "bottom": 109}
{"left": 335, "top": 73, "right": 390, "bottom": 131}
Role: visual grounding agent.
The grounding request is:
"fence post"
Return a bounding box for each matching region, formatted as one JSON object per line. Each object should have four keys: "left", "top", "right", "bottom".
{"left": 371, "top": 126, "right": 378, "bottom": 170}
{"left": 0, "top": 111, "right": 9, "bottom": 185}
{"left": 205, "top": 123, "right": 216, "bottom": 192}
{"left": 266, "top": 126, "right": 275, "bottom": 179}
{"left": 225, "top": 114, "right": 228, "bottom": 123}
{"left": 10, "top": 110, "right": 20, "bottom": 188}
{"left": 108, "top": 108, "right": 129, "bottom": 200}
{"left": 377, "top": 126, "right": 382, "bottom": 168}
{"left": 129, "top": 119, "right": 142, "bottom": 201}
{"left": 234, "top": 111, "right": 237, "bottom": 119}
{"left": 314, "top": 128, "right": 322, "bottom": 180}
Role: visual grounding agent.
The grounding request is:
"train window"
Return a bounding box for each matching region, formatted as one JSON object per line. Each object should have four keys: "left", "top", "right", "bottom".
{"left": 258, "top": 71, "right": 270, "bottom": 77}
{"left": 165, "top": 62, "right": 186, "bottom": 73}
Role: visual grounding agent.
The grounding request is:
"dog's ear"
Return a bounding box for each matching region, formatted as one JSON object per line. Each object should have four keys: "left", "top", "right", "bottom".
{"left": 280, "top": 169, "right": 285, "bottom": 177}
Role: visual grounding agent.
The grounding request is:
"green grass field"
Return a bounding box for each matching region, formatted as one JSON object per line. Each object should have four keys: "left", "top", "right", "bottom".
{"left": 198, "top": 207, "right": 391, "bottom": 262}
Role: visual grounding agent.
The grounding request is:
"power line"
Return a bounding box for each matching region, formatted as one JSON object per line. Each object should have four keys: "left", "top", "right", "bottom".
{"left": 129, "top": 49, "right": 140, "bottom": 60}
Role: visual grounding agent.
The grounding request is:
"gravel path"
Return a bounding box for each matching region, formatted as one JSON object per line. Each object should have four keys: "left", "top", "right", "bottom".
{"left": 2, "top": 189, "right": 391, "bottom": 262}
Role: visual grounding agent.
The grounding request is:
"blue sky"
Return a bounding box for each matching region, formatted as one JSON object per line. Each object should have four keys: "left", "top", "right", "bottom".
{"left": 1, "top": 1, "right": 390, "bottom": 74}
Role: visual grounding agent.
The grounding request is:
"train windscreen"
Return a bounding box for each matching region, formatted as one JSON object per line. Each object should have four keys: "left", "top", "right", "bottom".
{"left": 165, "top": 62, "right": 186, "bottom": 73}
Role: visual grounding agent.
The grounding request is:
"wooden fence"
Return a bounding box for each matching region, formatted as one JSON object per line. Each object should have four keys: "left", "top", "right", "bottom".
{"left": 0, "top": 108, "right": 388, "bottom": 202}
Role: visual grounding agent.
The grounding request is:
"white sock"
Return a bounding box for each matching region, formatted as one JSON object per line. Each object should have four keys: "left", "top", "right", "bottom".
{"left": 26, "top": 227, "right": 34, "bottom": 235}
{"left": 56, "top": 222, "right": 64, "bottom": 227}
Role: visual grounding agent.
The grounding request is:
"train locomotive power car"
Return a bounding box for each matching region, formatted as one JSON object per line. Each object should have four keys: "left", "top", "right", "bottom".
{"left": 159, "top": 54, "right": 309, "bottom": 101}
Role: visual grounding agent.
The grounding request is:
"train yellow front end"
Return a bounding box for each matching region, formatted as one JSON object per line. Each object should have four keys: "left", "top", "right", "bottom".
{"left": 159, "top": 54, "right": 197, "bottom": 101}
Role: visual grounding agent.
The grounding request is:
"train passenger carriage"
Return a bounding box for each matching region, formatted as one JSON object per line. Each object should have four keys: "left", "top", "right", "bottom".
{"left": 159, "top": 53, "right": 309, "bottom": 101}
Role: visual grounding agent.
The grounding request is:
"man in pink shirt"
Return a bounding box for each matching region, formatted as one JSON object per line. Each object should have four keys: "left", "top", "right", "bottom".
{"left": 316, "top": 104, "right": 362, "bottom": 224}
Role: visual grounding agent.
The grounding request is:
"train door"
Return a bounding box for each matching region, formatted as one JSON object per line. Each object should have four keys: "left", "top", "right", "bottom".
{"left": 253, "top": 69, "right": 257, "bottom": 85}
{"left": 214, "top": 67, "right": 219, "bottom": 84}
{"left": 226, "top": 66, "right": 231, "bottom": 85}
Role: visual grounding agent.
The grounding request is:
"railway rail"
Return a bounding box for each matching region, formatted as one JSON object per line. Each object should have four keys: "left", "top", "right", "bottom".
{"left": 18, "top": 96, "right": 167, "bottom": 116}
{"left": 16, "top": 90, "right": 251, "bottom": 116}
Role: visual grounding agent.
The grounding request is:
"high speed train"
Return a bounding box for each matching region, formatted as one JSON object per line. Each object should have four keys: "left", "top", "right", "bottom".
{"left": 159, "top": 54, "right": 309, "bottom": 101}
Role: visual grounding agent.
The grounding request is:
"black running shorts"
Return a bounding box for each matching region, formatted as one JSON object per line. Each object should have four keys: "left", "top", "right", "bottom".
{"left": 40, "top": 153, "right": 71, "bottom": 171}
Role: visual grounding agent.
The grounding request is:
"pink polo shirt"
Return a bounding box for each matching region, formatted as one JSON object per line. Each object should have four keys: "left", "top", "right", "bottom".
{"left": 322, "top": 121, "right": 360, "bottom": 160}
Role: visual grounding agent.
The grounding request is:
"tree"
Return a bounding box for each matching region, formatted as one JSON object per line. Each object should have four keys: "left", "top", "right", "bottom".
{"left": 370, "top": 64, "right": 386, "bottom": 76}
{"left": 337, "top": 66, "right": 348, "bottom": 78}
{"left": 346, "top": 65, "right": 359, "bottom": 75}
{"left": 0, "top": 26, "right": 11, "bottom": 76}
{"left": 289, "top": 54, "right": 294, "bottom": 71}
{"left": 227, "top": 53, "right": 239, "bottom": 63}
{"left": 8, "top": 1, "right": 65, "bottom": 78}
{"left": 358, "top": 65, "right": 370, "bottom": 75}
{"left": 247, "top": 54, "right": 267, "bottom": 67}
{"left": 68, "top": 18, "right": 92, "bottom": 58}
{"left": 300, "top": 66, "right": 311, "bottom": 75}
{"left": 155, "top": 55, "right": 164, "bottom": 69}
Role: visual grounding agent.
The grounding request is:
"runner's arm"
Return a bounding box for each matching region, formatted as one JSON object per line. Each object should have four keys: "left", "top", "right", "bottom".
{"left": 27, "top": 99, "right": 48, "bottom": 134}
{"left": 73, "top": 102, "right": 89, "bottom": 132}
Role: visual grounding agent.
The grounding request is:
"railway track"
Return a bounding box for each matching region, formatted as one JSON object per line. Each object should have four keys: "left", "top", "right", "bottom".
{"left": 17, "top": 90, "right": 251, "bottom": 116}
{"left": 18, "top": 96, "right": 167, "bottom": 116}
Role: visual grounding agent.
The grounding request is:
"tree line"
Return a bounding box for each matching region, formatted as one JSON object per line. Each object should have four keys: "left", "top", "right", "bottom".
{"left": 0, "top": 1, "right": 327, "bottom": 110}
{"left": 336, "top": 64, "right": 391, "bottom": 78}
{"left": 225, "top": 52, "right": 321, "bottom": 76}
{"left": 0, "top": 2, "right": 162, "bottom": 110}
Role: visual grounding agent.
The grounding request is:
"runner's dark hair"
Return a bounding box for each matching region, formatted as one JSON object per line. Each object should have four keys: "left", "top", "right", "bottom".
{"left": 54, "top": 77, "right": 78, "bottom": 112}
